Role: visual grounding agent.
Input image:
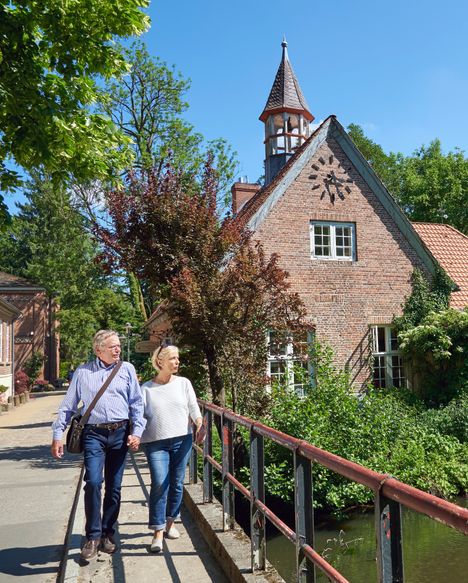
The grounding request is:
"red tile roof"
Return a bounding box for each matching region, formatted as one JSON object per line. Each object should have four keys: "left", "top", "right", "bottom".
{"left": 412, "top": 223, "right": 468, "bottom": 309}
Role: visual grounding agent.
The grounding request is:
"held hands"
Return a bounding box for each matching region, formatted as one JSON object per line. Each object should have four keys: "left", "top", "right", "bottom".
{"left": 127, "top": 435, "right": 141, "bottom": 451}
{"left": 51, "top": 440, "right": 64, "bottom": 459}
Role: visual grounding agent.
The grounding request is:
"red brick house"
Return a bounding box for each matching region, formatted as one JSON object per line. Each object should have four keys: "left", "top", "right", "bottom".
{"left": 145, "top": 40, "right": 460, "bottom": 392}
{"left": 0, "top": 297, "right": 21, "bottom": 401}
{"left": 0, "top": 272, "right": 60, "bottom": 384}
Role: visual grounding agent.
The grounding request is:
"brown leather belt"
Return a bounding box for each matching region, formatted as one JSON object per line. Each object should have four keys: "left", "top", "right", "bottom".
{"left": 87, "top": 420, "right": 128, "bottom": 431}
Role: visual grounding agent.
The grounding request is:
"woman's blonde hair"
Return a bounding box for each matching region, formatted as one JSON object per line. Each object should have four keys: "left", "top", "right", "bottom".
{"left": 151, "top": 344, "right": 179, "bottom": 371}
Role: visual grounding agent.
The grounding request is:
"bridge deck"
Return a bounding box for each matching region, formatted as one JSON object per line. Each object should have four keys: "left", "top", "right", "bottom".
{"left": 0, "top": 392, "right": 228, "bottom": 583}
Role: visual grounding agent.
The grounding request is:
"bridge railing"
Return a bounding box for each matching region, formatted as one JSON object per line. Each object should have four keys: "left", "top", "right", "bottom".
{"left": 188, "top": 400, "right": 468, "bottom": 583}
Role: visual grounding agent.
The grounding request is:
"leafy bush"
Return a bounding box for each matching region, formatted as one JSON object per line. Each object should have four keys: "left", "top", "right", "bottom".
{"left": 31, "top": 379, "right": 48, "bottom": 392}
{"left": 14, "top": 370, "right": 30, "bottom": 395}
{"left": 23, "top": 351, "right": 44, "bottom": 385}
{"left": 398, "top": 308, "right": 468, "bottom": 404}
{"left": 421, "top": 392, "right": 468, "bottom": 443}
{"left": 393, "top": 268, "right": 465, "bottom": 405}
{"left": 261, "top": 343, "right": 468, "bottom": 513}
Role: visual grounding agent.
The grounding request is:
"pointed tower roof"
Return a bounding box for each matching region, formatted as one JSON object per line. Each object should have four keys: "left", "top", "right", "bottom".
{"left": 259, "top": 38, "right": 314, "bottom": 122}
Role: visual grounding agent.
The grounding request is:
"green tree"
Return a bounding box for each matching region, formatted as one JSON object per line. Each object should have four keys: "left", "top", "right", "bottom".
{"left": 59, "top": 288, "right": 140, "bottom": 367}
{"left": 398, "top": 140, "right": 468, "bottom": 234}
{"left": 0, "top": 174, "right": 141, "bottom": 366}
{"left": 0, "top": 0, "right": 149, "bottom": 203}
{"left": 97, "top": 41, "right": 238, "bottom": 197}
{"left": 0, "top": 175, "right": 104, "bottom": 305}
{"left": 348, "top": 124, "right": 468, "bottom": 234}
{"left": 347, "top": 123, "right": 403, "bottom": 195}
{"left": 398, "top": 308, "right": 468, "bottom": 404}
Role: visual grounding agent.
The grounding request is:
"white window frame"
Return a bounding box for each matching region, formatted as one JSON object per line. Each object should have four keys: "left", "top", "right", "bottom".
{"left": 310, "top": 221, "right": 356, "bottom": 261}
{"left": 266, "top": 330, "right": 315, "bottom": 397}
{"left": 371, "top": 325, "right": 406, "bottom": 389}
{"left": 5, "top": 322, "right": 10, "bottom": 363}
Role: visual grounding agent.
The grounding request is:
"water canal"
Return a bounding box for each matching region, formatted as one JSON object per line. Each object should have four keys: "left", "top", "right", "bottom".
{"left": 266, "top": 499, "right": 468, "bottom": 582}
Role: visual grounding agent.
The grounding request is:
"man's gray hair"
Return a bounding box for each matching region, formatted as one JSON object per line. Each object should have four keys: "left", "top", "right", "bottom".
{"left": 93, "top": 329, "right": 119, "bottom": 352}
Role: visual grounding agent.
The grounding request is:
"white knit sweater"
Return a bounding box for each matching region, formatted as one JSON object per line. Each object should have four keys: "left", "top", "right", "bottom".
{"left": 140, "top": 376, "right": 202, "bottom": 443}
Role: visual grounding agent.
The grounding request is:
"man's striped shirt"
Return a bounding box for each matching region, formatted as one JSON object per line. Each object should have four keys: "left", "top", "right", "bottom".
{"left": 52, "top": 359, "right": 146, "bottom": 440}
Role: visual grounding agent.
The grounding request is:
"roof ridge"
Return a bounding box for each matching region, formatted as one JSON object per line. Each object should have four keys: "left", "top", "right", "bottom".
{"left": 236, "top": 116, "right": 334, "bottom": 223}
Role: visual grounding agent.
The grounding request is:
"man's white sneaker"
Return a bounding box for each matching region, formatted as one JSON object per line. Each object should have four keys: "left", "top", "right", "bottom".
{"left": 150, "top": 536, "right": 163, "bottom": 552}
{"left": 165, "top": 526, "right": 180, "bottom": 539}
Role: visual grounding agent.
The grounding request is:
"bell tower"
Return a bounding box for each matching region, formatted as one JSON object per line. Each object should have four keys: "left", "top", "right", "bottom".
{"left": 260, "top": 39, "right": 314, "bottom": 185}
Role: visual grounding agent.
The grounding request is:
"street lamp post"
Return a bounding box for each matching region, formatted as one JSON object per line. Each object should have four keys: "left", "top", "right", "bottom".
{"left": 124, "top": 323, "right": 133, "bottom": 362}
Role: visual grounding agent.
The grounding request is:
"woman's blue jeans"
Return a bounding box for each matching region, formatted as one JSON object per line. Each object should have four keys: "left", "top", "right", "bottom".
{"left": 144, "top": 434, "right": 192, "bottom": 531}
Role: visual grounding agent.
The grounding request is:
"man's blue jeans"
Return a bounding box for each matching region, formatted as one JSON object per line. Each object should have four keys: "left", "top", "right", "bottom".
{"left": 144, "top": 434, "right": 192, "bottom": 531}
{"left": 83, "top": 424, "right": 129, "bottom": 540}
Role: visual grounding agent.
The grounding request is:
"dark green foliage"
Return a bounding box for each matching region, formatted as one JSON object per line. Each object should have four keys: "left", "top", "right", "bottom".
{"left": 398, "top": 308, "right": 468, "bottom": 404}
{"left": 393, "top": 267, "right": 453, "bottom": 331}
{"left": 347, "top": 123, "right": 403, "bottom": 195}
{"left": 421, "top": 393, "right": 468, "bottom": 443}
{"left": 23, "top": 351, "right": 44, "bottom": 383}
{"left": 393, "top": 267, "right": 465, "bottom": 405}
{"left": 262, "top": 343, "right": 467, "bottom": 513}
{"left": 0, "top": 174, "right": 141, "bottom": 368}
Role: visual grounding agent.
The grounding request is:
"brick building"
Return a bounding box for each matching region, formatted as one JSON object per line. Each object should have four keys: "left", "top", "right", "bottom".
{"left": 0, "top": 272, "right": 59, "bottom": 385}
{"left": 0, "top": 297, "right": 21, "bottom": 400}
{"left": 146, "top": 40, "right": 461, "bottom": 391}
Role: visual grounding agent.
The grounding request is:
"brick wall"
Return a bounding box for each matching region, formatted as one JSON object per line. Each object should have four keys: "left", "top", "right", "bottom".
{"left": 253, "top": 138, "right": 426, "bottom": 386}
{"left": 2, "top": 291, "right": 59, "bottom": 382}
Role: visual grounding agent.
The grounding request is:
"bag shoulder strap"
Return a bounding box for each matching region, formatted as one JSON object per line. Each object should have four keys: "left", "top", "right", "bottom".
{"left": 79, "top": 361, "right": 123, "bottom": 426}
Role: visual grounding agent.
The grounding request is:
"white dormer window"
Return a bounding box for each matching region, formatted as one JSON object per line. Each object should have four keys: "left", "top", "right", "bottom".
{"left": 310, "top": 221, "right": 356, "bottom": 261}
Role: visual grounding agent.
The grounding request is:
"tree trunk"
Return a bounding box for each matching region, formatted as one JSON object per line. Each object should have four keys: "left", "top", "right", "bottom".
{"left": 204, "top": 343, "right": 225, "bottom": 406}
{"left": 128, "top": 272, "right": 147, "bottom": 321}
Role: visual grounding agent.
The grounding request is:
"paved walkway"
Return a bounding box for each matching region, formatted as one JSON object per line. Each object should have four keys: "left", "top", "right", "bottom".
{"left": 0, "top": 392, "right": 228, "bottom": 583}
{"left": 71, "top": 451, "right": 228, "bottom": 583}
{"left": 0, "top": 392, "right": 82, "bottom": 582}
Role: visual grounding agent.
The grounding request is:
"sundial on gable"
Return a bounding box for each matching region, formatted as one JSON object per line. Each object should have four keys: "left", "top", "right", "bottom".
{"left": 308, "top": 155, "right": 354, "bottom": 204}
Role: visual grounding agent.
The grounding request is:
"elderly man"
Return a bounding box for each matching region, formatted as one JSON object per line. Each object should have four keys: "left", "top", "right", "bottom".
{"left": 51, "top": 329, "right": 146, "bottom": 560}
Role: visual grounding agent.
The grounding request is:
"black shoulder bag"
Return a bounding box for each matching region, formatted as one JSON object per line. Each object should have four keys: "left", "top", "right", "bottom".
{"left": 66, "top": 361, "right": 123, "bottom": 454}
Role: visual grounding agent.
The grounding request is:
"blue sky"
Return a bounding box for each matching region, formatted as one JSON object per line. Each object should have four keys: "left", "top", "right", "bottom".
{"left": 5, "top": 0, "right": 468, "bottom": 211}
{"left": 143, "top": 0, "right": 468, "bottom": 183}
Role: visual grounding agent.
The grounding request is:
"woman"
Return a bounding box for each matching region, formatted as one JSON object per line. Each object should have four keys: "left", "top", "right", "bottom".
{"left": 140, "top": 344, "right": 203, "bottom": 552}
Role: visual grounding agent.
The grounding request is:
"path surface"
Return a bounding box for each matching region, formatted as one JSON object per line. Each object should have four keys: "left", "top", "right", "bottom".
{"left": 0, "top": 392, "right": 82, "bottom": 582}
{"left": 71, "top": 451, "right": 229, "bottom": 583}
{"left": 0, "top": 392, "right": 229, "bottom": 583}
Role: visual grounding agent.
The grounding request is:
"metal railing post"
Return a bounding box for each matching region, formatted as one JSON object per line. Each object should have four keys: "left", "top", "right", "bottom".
{"left": 250, "top": 428, "right": 266, "bottom": 571}
{"left": 376, "top": 490, "right": 404, "bottom": 583}
{"left": 222, "top": 414, "right": 235, "bottom": 530}
{"left": 189, "top": 426, "right": 198, "bottom": 483}
{"left": 203, "top": 409, "right": 213, "bottom": 503}
{"left": 294, "top": 451, "right": 315, "bottom": 583}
